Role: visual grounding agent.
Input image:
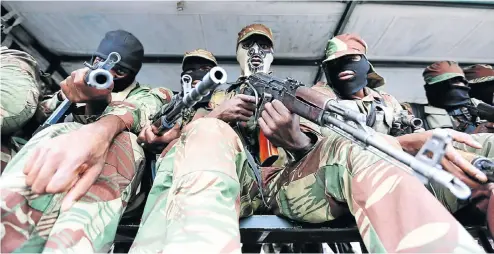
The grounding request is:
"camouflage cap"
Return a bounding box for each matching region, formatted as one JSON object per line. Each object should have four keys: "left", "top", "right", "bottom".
{"left": 182, "top": 49, "right": 217, "bottom": 71}
{"left": 322, "top": 33, "right": 385, "bottom": 88}
{"left": 463, "top": 64, "right": 494, "bottom": 84}
{"left": 423, "top": 61, "right": 466, "bottom": 85}
{"left": 236, "top": 24, "right": 274, "bottom": 49}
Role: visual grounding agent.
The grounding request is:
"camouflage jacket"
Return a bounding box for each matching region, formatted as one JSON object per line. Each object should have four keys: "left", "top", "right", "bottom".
{"left": 210, "top": 78, "right": 321, "bottom": 168}
{"left": 311, "top": 82, "right": 408, "bottom": 136}
{"left": 37, "top": 81, "right": 173, "bottom": 135}
{"left": 415, "top": 98, "right": 487, "bottom": 134}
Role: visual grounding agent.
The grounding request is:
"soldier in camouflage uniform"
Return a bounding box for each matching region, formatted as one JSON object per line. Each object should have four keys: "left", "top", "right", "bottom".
{"left": 0, "top": 46, "right": 42, "bottom": 172}
{"left": 136, "top": 49, "right": 219, "bottom": 155}
{"left": 414, "top": 61, "right": 494, "bottom": 159}
{"left": 464, "top": 64, "right": 494, "bottom": 106}
{"left": 127, "top": 25, "right": 486, "bottom": 253}
{"left": 0, "top": 30, "right": 174, "bottom": 253}
{"left": 313, "top": 34, "right": 419, "bottom": 137}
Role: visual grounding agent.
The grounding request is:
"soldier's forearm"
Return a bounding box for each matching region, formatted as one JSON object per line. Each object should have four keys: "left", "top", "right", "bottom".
{"left": 81, "top": 115, "right": 128, "bottom": 144}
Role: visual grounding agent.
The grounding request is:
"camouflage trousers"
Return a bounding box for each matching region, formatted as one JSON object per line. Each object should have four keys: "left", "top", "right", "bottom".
{"left": 0, "top": 48, "right": 41, "bottom": 136}
{"left": 128, "top": 118, "right": 483, "bottom": 253}
{"left": 0, "top": 122, "right": 145, "bottom": 253}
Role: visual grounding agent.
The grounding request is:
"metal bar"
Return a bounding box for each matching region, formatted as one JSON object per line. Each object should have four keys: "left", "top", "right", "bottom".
{"left": 1, "top": 4, "right": 69, "bottom": 78}
{"left": 58, "top": 54, "right": 320, "bottom": 66}
{"left": 312, "top": 0, "right": 359, "bottom": 85}
{"left": 363, "top": 0, "right": 494, "bottom": 9}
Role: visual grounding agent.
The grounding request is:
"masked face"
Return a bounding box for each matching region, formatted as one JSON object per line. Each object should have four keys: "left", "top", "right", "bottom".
{"left": 425, "top": 77, "right": 471, "bottom": 109}
{"left": 94, "top": 57, "right": 135, "bottom": 92}
{"left": 181, "top": 64, "right": 214, "bottom": 104}
{"left": 470, "top": 81, "right": 494, "bottom": 105}
{"left": 237, "top": 35, "right": 273, "bottom": 76}
{"left": 324, "top": 54, "right": 370, "bottom": 99}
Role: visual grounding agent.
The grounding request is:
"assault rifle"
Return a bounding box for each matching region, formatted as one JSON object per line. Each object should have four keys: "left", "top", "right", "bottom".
{"left": 150, "top": 66, "right": 227, "bottom": 135}
{"left": 390, "top": 110, "right": 424, "bottom": 136}
{"left": 243, "top": 72, "right": 471, "bottom": 199}
{"left": 34, "top": 52, "right": 121, "bottom": 134}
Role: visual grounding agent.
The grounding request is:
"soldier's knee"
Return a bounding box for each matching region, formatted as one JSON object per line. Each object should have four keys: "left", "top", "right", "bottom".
{"left": 109, "top": 132, "right": 146, "bottom": 177}
{"left": 184, "top": 117, "right": 239, "bottom": 142}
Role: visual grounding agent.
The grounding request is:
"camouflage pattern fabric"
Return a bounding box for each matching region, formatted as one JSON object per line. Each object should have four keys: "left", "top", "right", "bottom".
{"left": 130, "top": 118, "right": 483, "bottom": 253}
{"left": 312, "top": 83, "right": 406, "bottom": 135}
{"left": 37, "top": 82, "right": 173, "bottom": 131}
{"left": 0, "top": 47, "right": 41, "bottom": 136}
{"left": 453, "top": 133, "right": 494, "bottom": 159}
{"left": 0, "top": 122, "right": 145, "bottom": 253}
{"left": 423, "top": 61, "right": 467, "bottom": 85}
{"left": 129, "top": 118, "right": 260, "bottom": 253}
{"left": 463, "top": 64, "right": 494, "bottom": 85}
{"left": 322, "top": 34, "right": 384, "bottom": 89}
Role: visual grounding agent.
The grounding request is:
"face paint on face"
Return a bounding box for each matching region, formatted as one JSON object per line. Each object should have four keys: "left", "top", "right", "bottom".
{"left": 236, "top": 36, "right": 273, "bottom": 76}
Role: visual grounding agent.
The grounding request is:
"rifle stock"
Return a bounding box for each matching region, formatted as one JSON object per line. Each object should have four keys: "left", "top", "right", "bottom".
{"left": 245, "top": 72, "right": 472, "bottom": 200}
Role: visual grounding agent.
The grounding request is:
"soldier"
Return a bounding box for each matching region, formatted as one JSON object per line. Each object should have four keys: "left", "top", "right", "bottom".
{"left": 36, "top": 30, "right": 156, "bottom": 125}
{"left": 313, "top": 34, "right": 420, "bottom": 137}
{"left": 128, "top": 24, "right": 486, "bottom": 253}
{"left": 464, "top": 64, "right": 494, "bottom": 106}
{"left": 136, "top": 49, "right": 219, "bottom": 155}
{"left": 0, "top": 30, "right": 174, "bottom": 253}
{"left": 416, "top": 61, "right": 494, "bottom": 158}
{"left": 0, "top": 46, "right": 42, "bottom": 172}
{"left": 130, "top": 116, "right": 486, "bottom": 253}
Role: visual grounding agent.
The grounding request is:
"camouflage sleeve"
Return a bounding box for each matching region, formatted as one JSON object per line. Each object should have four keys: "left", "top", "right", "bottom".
{"left": 381, "top": 92, "right": 406, "bottom": 117}
{"left": 453, "top": 133, "right": 494, "bottom": 159}
{"left": 99, "top": 87, "right": 173, "bottom": 134}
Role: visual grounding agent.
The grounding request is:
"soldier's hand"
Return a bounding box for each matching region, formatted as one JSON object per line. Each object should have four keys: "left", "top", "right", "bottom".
{"left": 60, "top": 67, "right": 113, "bottom": 103}
{"left": 137, "top": 122, "right": 181, "bottom": 153}
{"left": 398, "top": 129, "right": 487, "bottom": 187}
{"left": 23, "top": 123, "right": 114, "bottom": 211}
{"left": 259, "top": 100, "right": 312, "bottom": 152}
{"left": 207, "top": 94, "right": 256, "bottom": 123}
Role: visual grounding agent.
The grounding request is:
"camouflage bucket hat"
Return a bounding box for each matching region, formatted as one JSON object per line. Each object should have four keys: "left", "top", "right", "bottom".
{"left": 463, "top": 64, "right": 494, "bottom": 84}
{"left": 423, "top": 61, "right": 466, "bottom": 85}
{"left": 236, "top": 24, "right": 274, "bottom": 50}
{"left": 182, "top": 49, "right": 218, "bottom": 71}
{"left": 322, "top": 33, "right": 385, "bottom": 88}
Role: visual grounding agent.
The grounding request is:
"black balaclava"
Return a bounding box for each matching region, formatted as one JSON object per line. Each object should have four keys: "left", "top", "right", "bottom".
{"left": 425, "top": 78, "right": 472, "bottom": 109}
{"left": 470, "top": 81, "right": 494, "bottom": 105}
{"left": 181, "top": 57, "right": 216, "bottom": 105}
{"left": 324, "top": 55, "right": 370, "bottom": 98}
{"left": 93, "top": 30, "right": 144, "bottom": 92}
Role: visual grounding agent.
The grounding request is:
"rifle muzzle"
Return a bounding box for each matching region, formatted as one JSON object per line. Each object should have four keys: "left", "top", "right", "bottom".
{"left": 403, "top": 117, "right": 423, "bottom": 129}
{"left": 85, "top": 68, "right": 113, "bottom": 90}
{"left": 183, "top": 66, "right": 227, "bottom": 107}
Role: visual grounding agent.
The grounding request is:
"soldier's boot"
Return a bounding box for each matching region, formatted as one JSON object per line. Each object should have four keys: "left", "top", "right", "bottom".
{"left": 130, "top": 118, "right": 248, "bottom": 254}
{"left": 0, "top": 122, "right": 145, "bottom": 253}
{"left": 266, "top": 131, "right": 485, "bottom": 253}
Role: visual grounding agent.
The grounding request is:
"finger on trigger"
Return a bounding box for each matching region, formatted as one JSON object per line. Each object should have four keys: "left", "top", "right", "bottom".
{"left": 446, "top": 145, "right": 487, "bottom": 183}
{"left": 271, "top": 100, "right": 291, "bottom": 117}
{"left": 237, "top": 94, "right": 257, "bottom": 103}
{"left": 261, "top": 110, "right": 277, "bottom": 129}
{"left": 441, "top": 158, "right": 480, "bottom": 188}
